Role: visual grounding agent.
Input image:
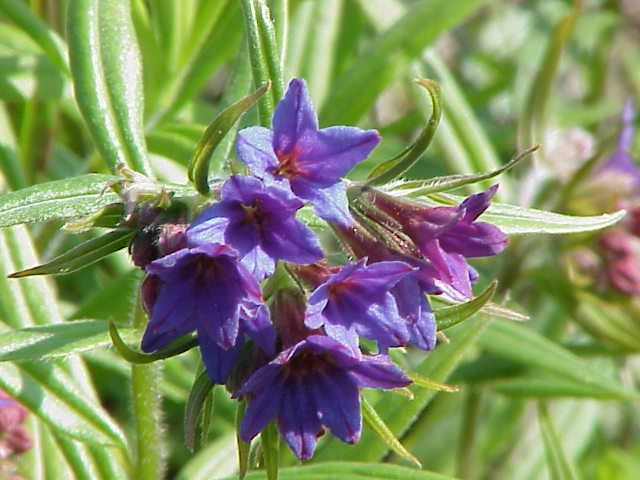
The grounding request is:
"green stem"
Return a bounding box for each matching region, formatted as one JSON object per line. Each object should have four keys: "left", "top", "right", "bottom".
{"left": 131, "top": 304, "right": 165, "bottom": 480}
{"left": 241, "top": 0, "right": 284, "bottom": 126}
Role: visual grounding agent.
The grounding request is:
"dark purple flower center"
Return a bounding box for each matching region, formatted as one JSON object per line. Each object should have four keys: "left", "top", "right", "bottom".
{"left": 283, "top": 350, "right": 334, "bottom": 379}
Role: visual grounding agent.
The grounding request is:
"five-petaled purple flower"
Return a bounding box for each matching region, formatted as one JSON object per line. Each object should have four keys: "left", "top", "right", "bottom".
{"left": 236, "top": 334, "right": 410, "bottom": 460}
{"left": 304, "top": 259, "right": 415, "bottom": 352}
{"left": 140, "top": 243, "right": 274, "bottom": 383}
{"left": 187, "top": 175, "right": 323, "bottom": 280}
{"left": 236, "top": 78, "right": 381, "bottom": 226}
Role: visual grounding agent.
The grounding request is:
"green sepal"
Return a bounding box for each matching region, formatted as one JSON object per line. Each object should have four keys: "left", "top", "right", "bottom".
{"left": 434, "top": 281, "right": 496, "bottom": 330}
{"left": 9, "top": 228, "right": 135, "bottom": 278}
{"left": 367, "top": 79, "right": 441, "bottom": 185}
{"left": 260, "top": 421, "right": 279, "bottom": 480}
{"left": 184, "top": 370, "right": 215, "bottom": 453}
{"left": 108, "top": 322, "right": 198, "bottom": 364}
{"left": 188, "top": 82, "right": 270, "bottom": 194}
{"left": 236, "top": 400, "right": 252, "bottom": 480}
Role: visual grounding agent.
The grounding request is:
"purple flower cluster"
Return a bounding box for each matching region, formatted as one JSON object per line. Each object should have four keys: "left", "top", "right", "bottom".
{"left": 136, "top": 79, "right": 506, "bottom": 459}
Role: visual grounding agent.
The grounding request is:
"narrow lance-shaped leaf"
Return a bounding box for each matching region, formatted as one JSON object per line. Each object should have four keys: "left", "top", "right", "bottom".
{"left": 0, "top": 320, "right": 136, "bottom": 362}
{"left": 188, "top": 82, "right": 270, "bottom": 194}
{"left": 517, "top": 0, "right": 582, "bottom": 152}
{"left": 109, "top": 322, "right": 198, "bottom": 365}
{"left": 407, "top": 371, "right": 459, "bottom": 393}
{"left": 480, "top": 319, "right": 637, "bottom": 400}
{"left": 0, "top": 361, "right": 128, "bottom": 448}
{"left": 67, "top": 0, "right": 152, "bottom": 175}
{"left": 391, "top": 146, "right": 538, "bottom": 197}
{"left": 367, "top": 79, "right": 441, "bottom": 185}
{"left": 361, "top": 396, "right": 422, "bottom": 468}
{"left": 537, "top": 403, "right": 580, "bottom": 480}
{"left": 0, "top": 0, "right": 70, "bottom": 76}
{"left": 0, "top": 174, "right": 120, "bottom": 228}
{"left": 434, "top": 281, "right": 496, "bottom": 330}
{"left": 422, "top": 193, "right": 626, "bottom": 235}
{"left": 220, "top": 462, "right": 457, "bottom": 480}
{"left": 184, "top": 371, "right": 214, "bottom": 453}
{"left": 236, "top": 401, "right": 251, "bottom": 480}
{"left": 260, "top": 422, "right": 279, "bottom": 480}
{"left": 9, "top": 229, "right": 135, "bottom": 278}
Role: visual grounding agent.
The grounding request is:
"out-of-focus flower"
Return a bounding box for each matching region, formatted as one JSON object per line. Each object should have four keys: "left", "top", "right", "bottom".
{"left": 140, "top": 243, "right": 274, "bottom": 383}
{"left": 236, "top": 334, "right": 410, "bottom": 460}
{"left": 543, "top": 127, "right": 595, "bottom": 182}
{"left": 236, "top": 78, "right": 380, "bottom": 226}
{"left": 0, "top": 391, "right": 32, "bottom": 460}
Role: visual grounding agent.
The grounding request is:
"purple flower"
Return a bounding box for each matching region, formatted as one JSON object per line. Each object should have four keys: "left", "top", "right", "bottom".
{"left": 236, "top": 79, "right": 380, "bottom": 226}
{"left": 187, "top": 175, "right": 323, "bottom": 280}
{"left": 0, "top": 390, "right": 32, "bottom": 457}
{"left": 597, "top": 100, "right": 639, "bottom": 185}
{"left": 236, "top": 335, "right": 410, "bottom": 459}
{"left": 140, "top": 243, "right": 275, "bottom": 384}
{"left": 304, "top": 259, "right": 415, "bottom": 352}
{"left": 333, "top": 224, "right": 438, "bottom": 350}
{"left": 364, "top": 185, "right": 507, "bottom": 297}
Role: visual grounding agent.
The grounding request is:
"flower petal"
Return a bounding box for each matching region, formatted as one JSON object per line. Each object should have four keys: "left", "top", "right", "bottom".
{"left": 314, "top": 370, "right": 361, "bottom": 444}
{"left": 295, "top": 126, "right": 380, "bottom": 182}
{"left": 236, "top": 126, "right": 278, "bottom": 177}
{"left": 240, "top": 244, "right": 276, "bottom": 281}
{"left": 459, "top": 185, "right": 498, "bottom": 222}
{"left": 277, "top": 380, "right": 321, "bottom": 460}
{"left": 240, "top": 378, "right": 284, "bottom": 441}
{"left": 198, "top": 329, "right": 243, "bottom": 384}
{"left": 261, "top": 217, "right": 324, "bottom": 265}
{"left": 290, "top": 178, "right": 352, "bottom": 226}
{"left": 272, "top": 78, "right": 318, "bottom": 155}
{"left": 241, "top": 303, "right": 276, "bottom": 356}
{"left": 348, "top": 355, "right": 411, "bottom": 390}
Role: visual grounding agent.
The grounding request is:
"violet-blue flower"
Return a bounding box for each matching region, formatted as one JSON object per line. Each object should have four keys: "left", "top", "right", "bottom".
{"left": 187, "top": 175, "right": 323, "bottom": 280}
{"left": 597, "top": 100, "right": 639, "bottom": 185}
{"left": 140, "top": 243, "right": 275, "bottom": 383}
{"left": 304, "top": 259, "right": 415, "bottom": 352}
{"left": 236, "top": 78, "right": 380, "bottom": 226}
{"left": 236, "top": 334, "right": 410, "bottom": 460}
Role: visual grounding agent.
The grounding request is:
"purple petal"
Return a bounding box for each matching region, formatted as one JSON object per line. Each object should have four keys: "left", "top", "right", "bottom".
{"left": 277, "top": 380, "right": 322, "bottom": 460}
{"left": 240, "top": 380, "right": 284, "bottom": 441}
{"left": 186, "top": 203, "right": 239, "bottom": 246}
{"left": 272, "top": 78, "right": 318, "bottom": 155}
{"left": 392, "top": 278, "right": 436, "bottom": 350}
{"left": 313, "top": 370, "right": 361, "bottom": 444}
{"left": 357, "top": 294, "right": 410, "bottom": 350}
{"left": 240, "top": 244, "right": 276, "bottom": 280}
{"left": 198, "top": 329, "right": 242, "bottom": 384}
{"left": 235, "top": 363, "right": 283, "bottom": 397}
{"left": 261, "top": 217, "right": 324, "bottom": 265}
{"left": 343, "top": 261, "right": 414, "bottom": 296}
{"left": 141, "top": 316, "right": 197, "bottom": 352}
{"left": 241, "top": 303, "right": 276, "bottom": 356}
{"left": 294, "top": 126, "right": 380, "bottom": 182}
{"left": 290, "top": 178, "right": 353, "bottom": 226}
{"left": 302, "top": 335, "right": 361, "bottom": 367}
{"left": 197, "top": 281, "right": 242, "bottom": 349}
{"left": 440, "top": 221, "right": 507, "bottom": 257}
{"left": 348, "top": 355, "right": 411, "bottom": 390}
{"left": 459, "top": 185, "right": 498, "bottom": 222}
{"left": 220, "top": 175, "right": 265, "bottom": 203}
{"left": 322, "top": 321, "right": 360, "bottom": 355}
{"left": 236, "top": 126, "right": 278, "bottom": 177}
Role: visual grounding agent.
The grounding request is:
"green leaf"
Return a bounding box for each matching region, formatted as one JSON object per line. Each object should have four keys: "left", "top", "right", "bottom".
{"left": 538, "top": 403, "right": 580, "bottom": 480}
{"left": 236, "top": 401, "right": 251, "bottom": 480}
{"left": 479, "top": 319, "right": 636, "bottom": 400}
{"left": 184, "top": 371, "right": 214, "bottom": 453}
{"left": 67, "top": 0, "right": 152, "bottom": 175}
{"left": 188, "top": 82, "right": 270, "bottom": 194}
{"left": 221, "top": 462, "right": 455, "bottom": 480}
{"left": 109, "top": 322, "right": 198, "bottom": 364}
{"left": 260, "top": 422, "right": 279, "bottom": 480}
{"left": 9, "top": 229, "right": 134, "bottom": 277}
{"left": 367, "top": 79, "right": 441, "bottom": 185}
{"left": 241, "top": 0, "right": 285, "bottom": 125}
{"left": 434, "top": 281, "right": 496, "bottom": 330}
{"left": 0, "top": 320, "right": 136, "bottom": 362}
{"left": 0, "top": 0, "right": 70, "bottom": 75}
{"left": 392, "top": 146, "right": 537, "bottom": 197}
{"left": 407, "top": 371, "right": 459, "bottom": 393}
{"left": 320, "top": 0, "right": 488, "bottom": 125}
{"left": 361, "top": 395, "right": 421, "bottom": 467}
{"left": 424, "top": 193, "right": 626, "bottom": 235}
{"left": 0, "top": 360, "right": 127, "bottom": 448}
{"left": 0, "top": 174, "right": 120, "bottom": 228}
